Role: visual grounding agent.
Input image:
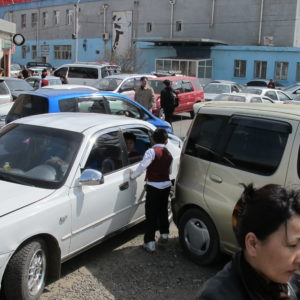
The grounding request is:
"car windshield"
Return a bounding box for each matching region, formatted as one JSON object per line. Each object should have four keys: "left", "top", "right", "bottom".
{"left": 283, "top": 84, "right": 300, "bottom": 92}
{"left": 0, "top": 123, "right": 83, "bottom": 189}
{"left": 5, "top": 79, "right": 34, "bottom": 91}
{"left": 148, "top": 80, "right": 165, "bottom": 94}
{"left": 244, "top": 88, "right": 262, "bottom": 95}
{"left": 97, "top": 78, "right": 123, "bottom": 91}
{"left": 204, "top": 84, "right": 230, "bottom": 94}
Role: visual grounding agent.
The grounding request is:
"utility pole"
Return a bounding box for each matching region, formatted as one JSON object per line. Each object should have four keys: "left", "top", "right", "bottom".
{"left": 74, "top": 0, "right": 80, "bottom": 62}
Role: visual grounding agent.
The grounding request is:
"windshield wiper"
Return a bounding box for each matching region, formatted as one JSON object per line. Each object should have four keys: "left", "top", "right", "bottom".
{"left": 0, "top": 173, "right": 34, "bottom": 186}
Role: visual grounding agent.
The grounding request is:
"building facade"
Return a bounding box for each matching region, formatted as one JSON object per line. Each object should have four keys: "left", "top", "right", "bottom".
{"left": 1, "top": 0, "right": 300, "bottom": 84}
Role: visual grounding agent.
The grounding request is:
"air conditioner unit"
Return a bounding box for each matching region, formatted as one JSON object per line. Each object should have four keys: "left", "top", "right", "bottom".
{"left": 102, "top": 33, "right": 110, "bottom": 40}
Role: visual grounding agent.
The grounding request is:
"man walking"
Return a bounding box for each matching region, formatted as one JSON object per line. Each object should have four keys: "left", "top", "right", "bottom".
{"left": 134, "top": 76, "right": 155, "bottom": 111}
{"left": 160, "top": 79, "right": 178, "bottom": 125}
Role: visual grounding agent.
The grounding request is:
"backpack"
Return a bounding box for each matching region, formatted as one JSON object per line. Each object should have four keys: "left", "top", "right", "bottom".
{"left": 171, "top": 91, "right": 179, "bottom": 108}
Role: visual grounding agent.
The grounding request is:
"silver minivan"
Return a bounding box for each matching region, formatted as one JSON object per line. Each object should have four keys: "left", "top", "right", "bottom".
{"left": 173, "top": 102, "right": 300, "bottom": 265}
{"left": 54, "top": 62, "right": 121, "bottom": 87}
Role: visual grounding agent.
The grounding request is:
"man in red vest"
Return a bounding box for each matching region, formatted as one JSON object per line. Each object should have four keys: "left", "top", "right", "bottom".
{"left": 130, "top": 128, "right": 173, "bottom": 252}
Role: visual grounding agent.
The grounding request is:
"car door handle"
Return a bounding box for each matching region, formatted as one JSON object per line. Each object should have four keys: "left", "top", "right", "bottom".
{"left": 119, "top": 181, "right": 129, "bottom": 191}
{"left": 209, "top": 174, "right": 222, "bottom": 184}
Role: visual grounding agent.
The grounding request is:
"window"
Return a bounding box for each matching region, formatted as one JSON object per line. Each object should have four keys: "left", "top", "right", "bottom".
{"left": 122, "top": 128, "right": 151, "bottom": 165}
{"left": 53, "top": 10, "right": 60, "bottom": 25}
{"left": 275, "top": 62, "right": 288, "bottom": 80}
{"left": 222, "top": 116, "right": 291, "bottom": 175}
{"left": 198, "top": 60, "right": 212, "bottom": 79}
{"left": 68, "top": 66, "right": 98, "bottom": 79}
{"left": 234, "top": 60, "right": 246, "bottom": 78}
{"left": 84, "top": 131, "right": 124, "bottom": 174}
{"left": 175, "top": 20, "right": 182, "bottom": 32}
{"left": 182, "top": 80, "right": 193, "bottom": 93}
{"left": 265, "top": 90, "right": 277, "bottom": 100}
{"left": 22, "top": 45, "right": 27, "bottom": 59}
{"left": 32, "top": 45, "right": 37, "bottom": 59}
{"left": 42, "top": 12, "right": 48, "bottom": 26}
{"left": 31, "top": 12, "right": 37, "bottom": 27}
{"left": 54, "top": 45, "right": 72, "bottom": 60}
{"left": 146, "top": 22, "right": 152, "bottom": 33}
{"left": 53, "top": 67, "right": 68, "bottom": 77}
{"left": 278, "top": 91, "right": 291, "bottom": 102}
{"left": 66, "top": 9, "right": 73, "bottom": 25}
{"left": 185, "top": 114, "right": 228, "bottom": 161}
{"left": 106, "top": 96, "right": 144, "bottom": 120}
{"left": 21, "top": 14, "right": 26, "bottom": 28}
{"left": 254, "top": 61, "right": 267, "bottom": 79}
{"left": 296, "top": 63, "right": 300, "bottom": 81}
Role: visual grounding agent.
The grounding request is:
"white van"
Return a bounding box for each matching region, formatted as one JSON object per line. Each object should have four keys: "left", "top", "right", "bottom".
{"left": 53, "top": 62, "right": 121, "bottom": 87}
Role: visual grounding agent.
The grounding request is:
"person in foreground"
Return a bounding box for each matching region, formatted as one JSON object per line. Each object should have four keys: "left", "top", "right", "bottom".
{"left": 197, "top": 183, "right": 300, "bottom": 300}
{"left": 130, "top": 128, "right": 173, "bottom": 253}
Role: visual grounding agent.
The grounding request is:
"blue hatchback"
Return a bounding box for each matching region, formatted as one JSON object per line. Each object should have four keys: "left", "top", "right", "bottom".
{"left": 5, "top": 89, "right": 173, "bottom": 133}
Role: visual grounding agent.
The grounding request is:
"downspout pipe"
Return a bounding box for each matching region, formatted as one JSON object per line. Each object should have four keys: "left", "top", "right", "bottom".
{"left": 210, "top": 0, "right": 215, "bottom": 27}
{"left": 258, "top": 0, "right": 264, "bottom": 45}
{"left": 74, "top": 0, "right": 80, "bottom": 62}
{"left": 169, "top": 0, "right": 176, "bottom": 39}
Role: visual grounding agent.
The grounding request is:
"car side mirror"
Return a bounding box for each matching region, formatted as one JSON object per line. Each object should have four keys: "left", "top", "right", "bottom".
{"left": 79, "top": 169, "right": 104, "bottom": 185}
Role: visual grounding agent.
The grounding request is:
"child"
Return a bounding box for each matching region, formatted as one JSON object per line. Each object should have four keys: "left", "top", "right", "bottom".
{"left": 130, "top": 128, "right": 173, "bottom": 252}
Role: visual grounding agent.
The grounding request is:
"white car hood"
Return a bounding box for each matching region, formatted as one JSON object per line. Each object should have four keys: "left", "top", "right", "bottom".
{"left": 0, "top": 181, "right": 54, "bottom": 217}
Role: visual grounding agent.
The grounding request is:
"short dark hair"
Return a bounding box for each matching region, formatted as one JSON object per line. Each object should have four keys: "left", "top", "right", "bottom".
{"left": 124, "top": 132, "right": 136, "bottom": 142}
{"left": 152, "top": 128, "right": 168, "bottom": 144}
{"left": 233, "top": 184, "right": 300, "bottom": 248}
{"left": 163, "top": 79, "right": 171, "bottom": 87}
{"left": 42, "top": 68, "right": 48, "bottom": 73}
{"left": 140, "top": 76, "right": 148, "bottom": 82}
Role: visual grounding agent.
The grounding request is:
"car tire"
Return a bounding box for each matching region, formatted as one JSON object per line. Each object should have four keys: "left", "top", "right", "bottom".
{"left": 190, "top": 110, "right": 195, "bottom": 119}
{"left": 158, "top": 108, "right": 165, "bottom": 120}
{"left": 3, "top": 239, "right": 47, "bottom": 300}
{"left": 179, "top": 208, "right": 220, "bottom": 265}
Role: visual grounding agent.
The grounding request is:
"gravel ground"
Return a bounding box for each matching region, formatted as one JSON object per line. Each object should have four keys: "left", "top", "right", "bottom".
{"left": 40, "top": 222, "right": 225, "bottom": 300}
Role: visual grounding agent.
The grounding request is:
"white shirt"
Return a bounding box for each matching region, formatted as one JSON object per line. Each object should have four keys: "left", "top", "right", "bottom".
{"left": 130, "top": 144, "right": 172, "bottom": 189}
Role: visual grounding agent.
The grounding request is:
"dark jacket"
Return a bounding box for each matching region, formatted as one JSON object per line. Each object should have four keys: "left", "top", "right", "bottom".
{"left": 160, "top": 87, "right": 176, "bottom": 112}
{"left": 197, "top": 252, "right": 300, "bottom": 300}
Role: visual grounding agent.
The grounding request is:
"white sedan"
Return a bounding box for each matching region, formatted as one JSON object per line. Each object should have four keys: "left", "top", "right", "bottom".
{"left": 0, "top": 113, "right": 182, "bottom": 299}
{"left": 243, "top": 87, "right": 292, "bottom": 103}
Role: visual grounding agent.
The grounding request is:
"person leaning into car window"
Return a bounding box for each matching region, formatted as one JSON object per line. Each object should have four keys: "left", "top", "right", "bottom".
{"left": 197, "top": 184, "right": 300, "bottom": 300}
{"left": 130, "top": 128, "right": 173, "bottom": 253}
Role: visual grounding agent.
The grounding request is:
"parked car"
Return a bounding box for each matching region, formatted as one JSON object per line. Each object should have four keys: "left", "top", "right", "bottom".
{"left": 213, "top": 92, "right": 274, "bottom": 103}
{"left": 95, "top": 73, "right": 156, "bottom": 99}
{"left": 5, "top": 89, "right": 173, "bottom": 133}
{"left": 243, "top": 87, "right": 292, "bottom": 103}
{"left": 148, "top": 76, "right": 205, "bottom": 119}
{"left": 203, "top": 82, "right": 242, "bottom": 101}
{"left": 173, "top": 102, "right": 300, "bottom": 265}
{"left": 53, "top": 62, "right": 121, "bottom": 87}
{"left": 10, "top": 63, "right": 22, "bottom": 78}
{"left": 25, "top": 76, "right": 62, "bottom": 89}
{"left": 245, "top": 79, "right": 285, "bottom": 89}
{"left": 0, "top": 112, "right": 182, "bottom": 299}
{"left": 41, "top": 84, "right": 98, "bottom": 91}
{"left": 282, "top": 83, "right": 300, "bottom": 99}
{"left": 0, "top": 77, "right": 34, "bottom": 101}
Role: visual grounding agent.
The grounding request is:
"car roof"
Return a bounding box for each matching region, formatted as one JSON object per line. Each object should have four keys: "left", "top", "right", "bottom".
{"left": 103, "top": 74, "right": 156, "bottom": 79}
{"left": 27, "top": 76, "right": 60, "bottom": 80}
{"left": 12, "top": 112, "right": 154, "bottom": 133}
{"left": 148, "top": 76, "right": 196, "bottom": 81}
{"left": 195, "top": 102, "right": 300, "bottom": 120}
{"left": 218, "top": 93, "right": 263, "bottom": 98}
{"left": 245, "top": 87, "right": 282, "bottom": 91}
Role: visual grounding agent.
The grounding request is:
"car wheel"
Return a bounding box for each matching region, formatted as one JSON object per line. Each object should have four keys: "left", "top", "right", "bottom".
{"left": 190, "top": 110, "right": 195, "bottom": 119}
{"left": 179, "top": 208, "right": 220, "bottom": 265}
{"left": 3, "top": 239, "right": 47, "bottom": 300}
{"left": 158, "top": 108, "right": 165, "bottom": 120}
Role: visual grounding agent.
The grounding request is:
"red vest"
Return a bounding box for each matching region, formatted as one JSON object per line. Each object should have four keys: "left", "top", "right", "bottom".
{"left": 146, "top": 146, "right": 173, "bottom": 182}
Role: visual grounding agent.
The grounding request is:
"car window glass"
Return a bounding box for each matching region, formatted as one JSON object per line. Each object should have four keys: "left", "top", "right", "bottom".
{"left": 250, "top": 97, "right": 262, "bottom": 103}
{"left": 278, "top": 91, "right": 290, "bottom": 101}
{"left": 182, "top": 81, "right": 193, "bottom": 92}
{"left": 223, "top": 118, "right": 290, "bottom": 175}
{"left": 54, "top": 67, "right": 68, "bottom": 77}
{"left": 84, "top": 131, "right": 124, "bottom": 174}
{"left": 68, "top": 67, "right": 98, "bottom": 79}
{"left": 105, "top": 96, "right": 143, "bottom": 119}
{"left": 122, "top": 128, "right": 151, "bottom": 165}
{"left": 148, "top": 80, "right": 164, "bottom": 94}
{"left": 7, "top": 94, "right": 48, "bottom": 122}
{"left": 191, "top": 79, "right": 202, "bottom": 91}
{"left": 265, "top": 91, "right": 277, "bottom": 100}
{"left": 120, "top": 78, "right": 135, "bottom": 91}
{"left": 173, "top": 80, "right": 183, "bottom": 93}
{"left": 0, "top": 81, "right": 9, "bottom": 95}
{"left": 231, "top": 86, "right": 239, "bottom": 93}
{"left": 185, "top": 114, "right": 229, "bottom": 161}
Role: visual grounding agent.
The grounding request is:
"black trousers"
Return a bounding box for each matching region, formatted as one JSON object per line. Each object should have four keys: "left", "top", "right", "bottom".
{"left": 164, "top": 109, "right": 174, "bottom": 125}
{"left": 144, "top": 185, "right": 171, "bottom": 243}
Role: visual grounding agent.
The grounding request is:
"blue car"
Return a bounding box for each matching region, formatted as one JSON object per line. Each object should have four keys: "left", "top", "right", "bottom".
{"left": 5, "top": 89, "right": 173, "bottom": 133}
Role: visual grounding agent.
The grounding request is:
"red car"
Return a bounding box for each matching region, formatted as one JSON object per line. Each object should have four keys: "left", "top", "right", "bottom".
{"left": 148, "top": 76, "right": 205, "bottom": 119}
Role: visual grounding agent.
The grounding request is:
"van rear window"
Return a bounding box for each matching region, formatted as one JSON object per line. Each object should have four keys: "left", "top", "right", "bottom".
{"left": 68, "top": 67, "right": 98, "bottom": 79}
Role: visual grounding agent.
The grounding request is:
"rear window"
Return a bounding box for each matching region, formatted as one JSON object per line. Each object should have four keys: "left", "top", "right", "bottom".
{"left": 6, "top": 94, "right": 49, "bottom": 123}
{"left": 68, "top": 67, "right": 98, "bottom": 79}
